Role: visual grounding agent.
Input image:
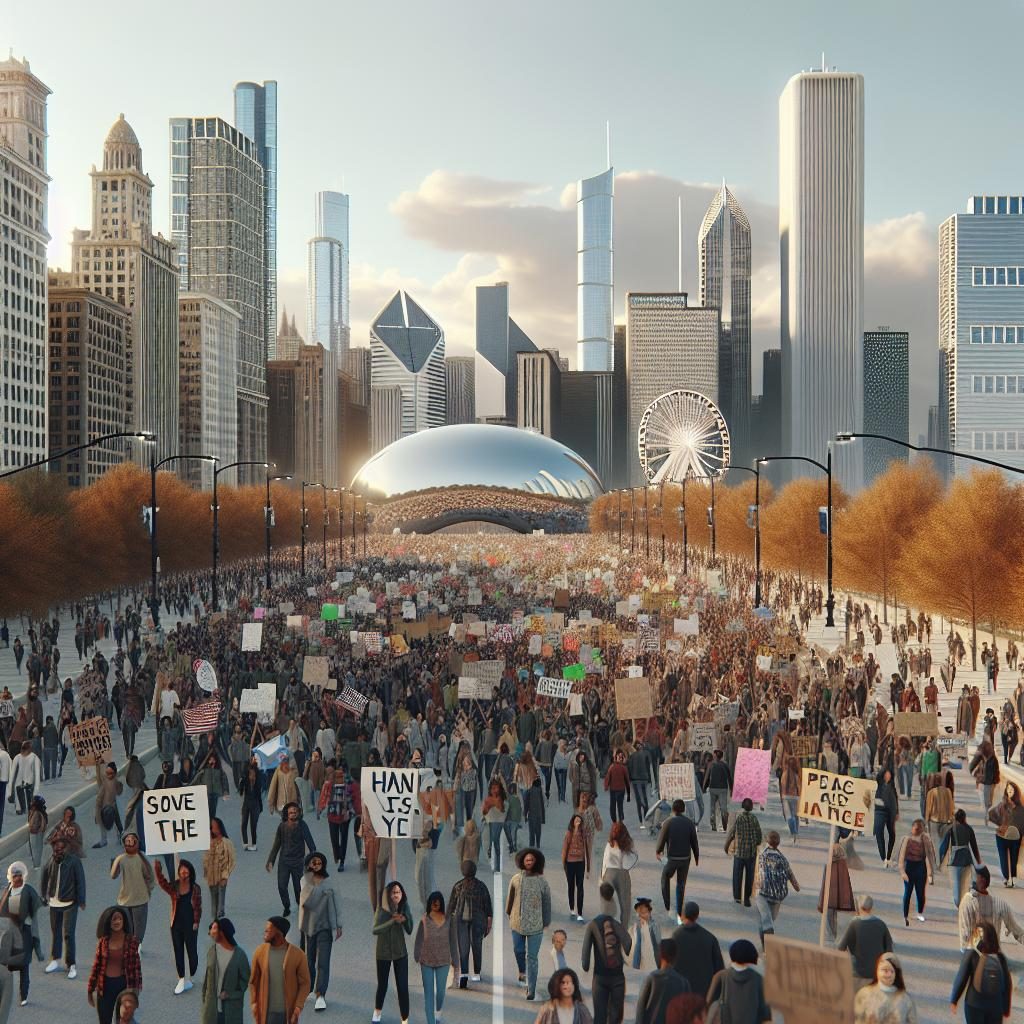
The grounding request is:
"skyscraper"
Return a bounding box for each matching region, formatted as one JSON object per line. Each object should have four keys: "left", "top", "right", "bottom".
{"left": 170, "top": 116, "right": 266, "bottom": 479}
{"left": 73, "top": 114, "right": 179, "bottom": 465}
{"left": 517, "top": 350, "right": 562, "bottom": 437}
{"left": 939, "top": 195, "right": 1024, "bottom": 478}
{"left": 369, "top": 291, "right": 446, "bottom": 438}
{"left": 625, "top": 293, "right": 720, "bottom": 484}
{"left": 862, "top": 328, "right": 909, "bottom": 481}
{"left": 0, "top": 55, "right": 50, "bottom": 472}
{"left": 307, "top": 191, "right": 350, "bottom": 352}
{"left": 370, "top": 385, "right": 404, "bottom": 454}
{"left": 234, "top": 81, "right": 277, "bottom": 359}
{"left": 445, "top": 356, "right": 476, "bottom": 425}
{"left": 699, "top": 184, "right": 751, "bottom": 459}
{"left": 475, "top": 282, "right": 537, "bottom": 419}
{"left": 779, "top": 66, "right": 864, "bottom": 488}
{"left": 577, "top": 167, "right": 614, "bottom": 371}
{"left": 267, "top": 343, "right": 335, "bottom": 485}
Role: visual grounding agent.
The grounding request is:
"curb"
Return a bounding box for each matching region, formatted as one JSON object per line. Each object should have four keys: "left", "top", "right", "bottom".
{"left": 0, "top": 741, "right": 160, "bottom": 863}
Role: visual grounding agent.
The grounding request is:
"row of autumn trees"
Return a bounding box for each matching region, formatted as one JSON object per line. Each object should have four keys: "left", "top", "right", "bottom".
{"left": 589, "top": 461, "right": 1024, "bottom": 660}
{"left": 0, "top": 464, "right": 367, "bottom": 618}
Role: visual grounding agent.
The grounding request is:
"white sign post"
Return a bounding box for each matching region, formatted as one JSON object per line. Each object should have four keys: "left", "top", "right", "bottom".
{"left": 143, "top": 785, "right": 211, "bottom": 855}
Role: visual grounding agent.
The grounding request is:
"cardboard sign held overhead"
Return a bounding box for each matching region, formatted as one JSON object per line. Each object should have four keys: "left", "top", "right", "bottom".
{"left": 473, "top": 660, "right": 504, "bottom": 691}
{"left": 302, "top": 656, "right": 330, "bottom": 688}
{"left": 143, "top": 785, "right": 211, "bottom": 856}
{"left": 763, "top": 936, "right": 854, "bottom": 1024}
{"left": 241, "top": 622, "right": 263, "bottom": 651}
{"left": 239, "top": 683, "right": 276, "bottom": 720}
{"left": 797, "top": 768, "right": 876, "bottom": 833}
{"left": 537, "top": 677, "right": 573, "bottom": 700}
{"left": 69, "top": 716, "right": 112, "bottom": 768}
{"left": 659, "top": 761, "right": 695, "bottom": 802}
{"left": 893, "top": 711, "right": 939, "bottom": 737}
{"left": 360, "top": 767, "right": 419, "bottom": 838}
{"left": 731, "top": 748, "right": 772, "bottom": 804}
{"left": 458, "top": 677, "right": 491, "bottom": 701}
{"left": 688, "top": 723, "right": 718, "bottom": 753}
{"left": 614, "top": 677, "right": 652, "bottom": 721}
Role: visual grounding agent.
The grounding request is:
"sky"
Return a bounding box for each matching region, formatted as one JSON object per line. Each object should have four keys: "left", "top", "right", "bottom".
{"left": 10, "top": 0, "right": 1024, "bottom": 432}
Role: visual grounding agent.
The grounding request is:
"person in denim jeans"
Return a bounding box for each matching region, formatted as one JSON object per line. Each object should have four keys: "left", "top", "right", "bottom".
{"left": 553, "top": 741, "right": 570, "bottom": 804}
{"left": 481, "top": 780, "right": 507, "bottom": 872}
{"left": 939, "top": 809, "right": 981, "bottom": 907}
{"left": 505, "top": 848, "right": 551, "bottom": 1000}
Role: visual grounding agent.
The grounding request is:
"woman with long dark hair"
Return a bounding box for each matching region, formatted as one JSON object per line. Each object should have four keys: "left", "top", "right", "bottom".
{"left": 950, "top": 920, "right": 1012, "bottom": 1023}
{"left": 372, "top": 881, "right": 412, "bottom": 1024}
{"left": 238, "top": 760, "right": 263, "bottom": 853}
{"left": 413, "top": 890, "right": 449, "bottom": 1024}
{"left": 154, "top": 857, "right": 202, "bottom": 994}
{"left": 852, "top": 952, "right": 917, "bottom": 1024}
{"left": 87, "top": 907, "right": 142, "bottom": 1024}
{"left": 562, "top": 815, "right": 590, "bottom": 923}
{"left": 873, "top": 769, "right": 900, "bottom": 867}
{"left": 482, "top": 779, "right": 507, "bottom": 872}
{"left": 987, "top": 779, "right": 1024, "bottom": 888}
{"left": 531, "top": 968, "right": 593, "bottom": 1024}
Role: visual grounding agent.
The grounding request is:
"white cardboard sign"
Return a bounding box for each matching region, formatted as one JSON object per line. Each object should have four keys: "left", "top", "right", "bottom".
{"left": 360, "top": 767, "right": 419, "bottom": 838}
{"left": 143, "top": 785, "right": 210, "bottom": 855}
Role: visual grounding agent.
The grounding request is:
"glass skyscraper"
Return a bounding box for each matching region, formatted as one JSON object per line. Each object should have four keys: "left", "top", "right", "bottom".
{"left": 307, "top": 191, "right": 349, "bottom": 351}
{"left": 577, "top": 166, "right": 614, "bottom": 372}
{"left": 475, "top": 282, "right": 537, "bottom": 420}
{"left": 862, "top": 328, "right": 909, "bottom": 482}
{"left": 234, "top": 81, "right": 277, "bottom": 358}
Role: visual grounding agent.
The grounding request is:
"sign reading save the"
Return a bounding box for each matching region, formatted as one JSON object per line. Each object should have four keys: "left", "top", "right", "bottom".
{"left": 142, "top": 785, "right": 210, "bottom": 855}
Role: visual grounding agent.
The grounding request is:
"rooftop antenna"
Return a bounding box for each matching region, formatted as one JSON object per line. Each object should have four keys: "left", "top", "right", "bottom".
{"left": 821, "top": 51, "right": 826, "bottom": 72}
{"left": 606, "top": 121, "right": 611, "bottom": 169}
{"left": 677, "top": 196, "right": 683, "bottom": 294}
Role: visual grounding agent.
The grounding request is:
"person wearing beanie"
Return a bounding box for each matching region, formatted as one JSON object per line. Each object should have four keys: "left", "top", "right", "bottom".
{"left": 447, "top": 860, "right": 492, "bottom": 988}
{"left": 249, "top": 914, "right": 310, "bottom": 1024}
{"left": 505, "top": 848, "right": 551, "bottom": 1001}
{"left": 200, "top": 917, "right": 250, "bottom": 1024}
{"left": 670, "top": 902, "right": 723, "bottom": 999}
{"left": 298, "top": 851, "right": 341, "bottom": 1011}
{"left": 705, "top": 940, "right": 770, "bottom": 1023}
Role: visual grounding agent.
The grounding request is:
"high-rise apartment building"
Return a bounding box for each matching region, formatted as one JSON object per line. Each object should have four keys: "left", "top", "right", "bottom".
{"left": 625, "top": 293, "right": 720, "bottom": 484}
{"left": 779, "top": 66, "right": 864, "bottom": 489}
{"left": 577, "top": 167, "right": 614, "bottom": 371}
{"left": 475, "top": 282, "right": 537, "bottom": 420}
{"left": 862, "top": 328, "right": 909, "bottom": 481}
{"left": 370, "top": 385, "right": 404, "bottom": 454}
{"left": 234, "top": 81, "right": 277, "bottom": 359}
{"left": 178, "top": 294, "right": 240, "bottom": 490}
{"left": 72, "top": 114, "right": 179, "bottom": 465}
{"left": 307, "top": 191, "right": 349, "bottom": 352}
{"left": 369, "top": 291, "right": 445, "bottom": 437}
{"left": 47, "top": 284, "right": 128, "bottom": 486}
{"left": 0, "top": 55, "right": 50, "bottom": 471}
{"left": 517, "top": 350, "right": 562, "bottom": 437}
{"left": 170, "top": 116, "right": 266, "bottom": 480}
{"left": 939, "top": 195, "right": 1024, "bottom": 477}
{"left": 558, "top": 371, "right": 614, "bottom": 487}
{"left": 343, "top": 347, "right": 372, "bottom": 407}
{"left": 445, "top": 356, "right": 475, "bottom": 425}
{"left": 699, "top": 184, "right": 752, "bottom": 460}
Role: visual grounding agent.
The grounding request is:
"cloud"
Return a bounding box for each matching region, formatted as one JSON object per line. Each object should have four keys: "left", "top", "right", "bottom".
{"left": 280, "top": 170, "right": 938, "bottom": 432}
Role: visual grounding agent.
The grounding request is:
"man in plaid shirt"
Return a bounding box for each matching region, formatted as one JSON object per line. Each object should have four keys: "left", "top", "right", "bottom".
{"left": 754, "top": 830, "right": 800, "bottom": 948}
{"left": 724, "top": 798, "right": 763, "bottom": 906}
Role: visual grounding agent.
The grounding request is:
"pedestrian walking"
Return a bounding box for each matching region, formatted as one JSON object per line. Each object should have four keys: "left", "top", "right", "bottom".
{"left": 109, "top": 832, "right": 153, "bottom": 950}
{"left": 705, "top": 939, "right": 771, "bottom": 1024}
{"left": 702, "top": 750, "right": 732, "bottom": 832}
{"left": 531, "top": 968, "right": 594, "bottom": 1024}
{"left": 895, "top": 818, "right": 936, "bottom": 925}
{"left": 957, "top": 866, "right": 1024, "bottom": 951}
{"left": 26, "top": 795, "right": 47, "bottom": 869}
{"left": 601, "top": 821, "right": 639, "bottom": 927}
{"left": 654, "top": 800, "right": 699, "bottom": 925}
{"left": 482, "top": 779, "right": 507, "bottom": 872}
{"left": 372, "top": 881, "right": 413, "bottom": 1024}
{"left": 581, "top": 898, "right": 631, "bottom": 1024}
{"left": 87, "top": 907, "right": 142, "bottom": 1024}
{"left": 447, "top": 859, "right": 491, "bottom": 988}
{"left": 873, "top": 769, "right": 900, "bottom": 867}
{"left": 604, "top": 750, "right": 631, "bottom": 823}
{"left": 154, "top": 858, "right": 202, "bottom": 994}
{"left": 506, "top": 847, "right": 552, "bottom": 1000}
{"left": 200, "top": 917, "right": 250, "bottom": 1024}
{"left": 949, "top": 920, "right": 1013, "bottom": 1024}
{"left": 413, "top": 891, "right": 450, "bottom": 1024}
{"left": 202, "top": 817, "right": 236, "bottom": 920}
{"left": 852, "top": 952, "right": 918, "bottom": 1024}
{"left": 298, "top": 850, "right": 341, "bottom": 1012}
{"left": 987, "top": 780, "right": 1024, "bottom": 888}
{"left": 265, "top": 802, "right": 316, "bottom": 917}
{"left": 249, "top": 915, "right": 311, "bottom": 1024}
{"left": 525, "top": 776, "right": 545, "bottom": 847}
{"left": 669, "top": 902, "right": 723, "bottom": 1000}
{"left": 818, "top": 839, "right": 855, "bottom": 943}
{"left": 238, "top": 762, "right": 263, "bottom": 852}
{"left": 725, "top": 798, "right": 762, "bottom": 907}
{"left": 633, "top": 938, "right": 690, "bottom": 1024}
{"left": 317, "top": 763, "right": 359, "bottom": 872}
{"left": 837, "top": 895, "right": 894, "bottom": 989}
{"left": 628, "top": 897, "right": 661, "bottom": 973}
{"left": 93, "top": 761, "right": 124, "bottom": 848}
{"left": 42, "top": 834, "right": 85, "bottom": 980}
{"left": 562, "top": 814, "right": 591, "bottom": 923}
{"left": 753, "top": 830, "right": 800, "bottom": 948}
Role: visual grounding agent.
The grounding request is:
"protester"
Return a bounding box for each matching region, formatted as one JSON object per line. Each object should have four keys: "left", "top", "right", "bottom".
{"left": 895, "top": 818, "right": 936, "bottom": 925}
{"left": 725, "top": 798, "right": 762, "bottom": 908}
{"left": 298, "top": 850, "right": 341, "bottom": 1011}
{"left": 447, "top": 859, "right": 491, "bottom": 988}
{"left": 670, "top": 902, "right": 723, "bottom": 1000}
{"left": 372, "top": 881, "right": 413, "bottom": 1024}
{"left": 109, "top": 832, "right": 153, "bottom": 950}
{"left": 837, "top": 894, "right": 894, "bottom": 989}
{"left": 957, "top": 866, "right": 1024, "bottom": 951}
{"left": 531, "top": 968, "right": 594, "bottom": 1024}
{"left": 200, "top": 917, "right": 250, "bottom": 1024}
{"left": 655, "top": 800, "right": 699, "bottom": 924}
{"left": 0, "top": 861, "right": 40, "bottom": 1006}
{"left": 413, "top": 890, "right": 449, "bottom": 1024}
{"left": 705, "top": 939, "right": 770, "bottom": 1024}
{"left": 203, "top": 816, "right": 237, "bottom": 920}
{"left": 562, "top": 814, "right": 591, "bottom": 923}
{"left": 753, "top": 830, "right": 799, "bottom": 948}
{"left": 265, "top": 803, "right": 317, "bottom": 917}
{"left": 87, "top": 907, "right": 142, "bottom": 1024}
{"left": 601, "top": 821, "right": 639, "bottom": 927}
{"left": 818, "top": 839, "right": 856, "bottom": 942}
{"left": 949, "top": 920, "right": 1013, "bottom": 1023}
{"left": 249, "top": 915, "right": 311, "bottom": 1024}
{"left": 154, "top": 858, "right": 203, "bottom": 994}
{"left": 581, "top": 895, "right": 631, "bottom": 1024}
{"left": 987, "top": 780, "right": 1024, "bottom": 888}
{"left": 42, "top": 834, "right": 86, "bottom": 980}
{"left": 852, "top": 952, "right": 918, "bottom": 1024}
{"left": 634, "top": 937, "right": 690, "bottom": 1024}
{"left": 940, "top": 809, "right": 984, "bottom": 909}
{"left": 506, "top": 847, "right": 552, "bottom": 1000}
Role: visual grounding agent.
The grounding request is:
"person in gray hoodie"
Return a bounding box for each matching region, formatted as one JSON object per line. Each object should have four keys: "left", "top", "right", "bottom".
{"left": 298, "top": 851, "right": 341, "bottom": 1012}
{"left": 705, "top": 939, "right": 770, "bottom": 1024}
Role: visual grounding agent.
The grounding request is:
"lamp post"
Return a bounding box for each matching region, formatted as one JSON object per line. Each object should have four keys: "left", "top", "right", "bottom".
{"left": 212, "top": 460, "right": 268, "bottom": 612}
{"left": 617, "top": 490, "right": 623, "bottom": 547}
{"left": 757, "top": 447, "right": 835, "bottom": 627}
{"left": 301, "top": 481, "right": 324, "bottom": 577}
{"left": 722, "top": 464, "right": 760, "bottom": 608}
{"left": 265, "top": 472, "right": 292, "bottom": 590}
{"left": 336, "top": 487, "right": 346, "bottom": 567}
{"left": 643, "top": 485, "right": 651, "bottom": 559}
{"left": 629, "top": 488, "right": 636, "bottom": 554}
{"left": 835, "top": 431, "right": 1024, "bottom": 477}
{"left": 149, "top": 452, "right": 218, "bottom": 629}
{"left": 350, "top": 492, "right": 359, "bottom": 562}
{"left": 323, "top": 488, "right": 339, "bottom": 568}
{"left": 0, "top": 431, "right": 154, "bottom": 480}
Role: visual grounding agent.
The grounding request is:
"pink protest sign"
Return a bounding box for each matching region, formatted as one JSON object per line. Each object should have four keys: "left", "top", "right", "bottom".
{"left": 731, "top": 748, "right": 772, "bottom": 805}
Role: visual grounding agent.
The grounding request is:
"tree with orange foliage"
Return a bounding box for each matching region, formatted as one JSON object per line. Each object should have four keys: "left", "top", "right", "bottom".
{"left": 833, "top": 460, "right": 941, "bottom": 623}
{"left": 898, "top": 469, "right": 1024, "bottom": 669}
{"left": 714, "top": 477, "right": 773, "bottom": 561}
{"left": 759, "top": 477, "right": 846, "bottom": 582}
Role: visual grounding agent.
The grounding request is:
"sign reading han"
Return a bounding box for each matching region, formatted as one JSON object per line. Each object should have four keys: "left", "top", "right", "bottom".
{"left": 360, "top": 767, "right": 419, "bottom": 838}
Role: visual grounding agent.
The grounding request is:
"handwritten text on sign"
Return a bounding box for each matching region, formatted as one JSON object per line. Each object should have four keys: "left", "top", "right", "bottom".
{"left": 536, "top": 677, "right": 573, "bottom": 700}
{"left": 797, "top": 768, "right": 876, "bottom": 833}
{"left": 142, "top": 785, "right": 211, "bottom": 855}
{"left": 360, "top": 767, "right": 420, "bottom": 838}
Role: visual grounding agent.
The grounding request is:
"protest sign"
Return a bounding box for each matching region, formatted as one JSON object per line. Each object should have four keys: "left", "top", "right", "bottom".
{"left": 0, "top": 699, "right": 13, "bottom": 719}
{"left": 894, "top": 711, "right": 939, "bottom": 737}
{"left": 562, "top": 663, "right": 586, "bottom": 681}
{"left": 401, "top": 601, "right": 416, "bottom": 621}
{"left": 659, "top": 761, "right": 696, "bottom": 801}
{"left": 756, "top": 654, "right": 773, "bottom": 672}
{"left": 798, "top": 768, "right": 876, "bottom": 832}
{"left": 287, "top": 614, "right": 304, "bottom": 630}
{"left": 713, "top": 702, "right": 740, "bottom": 728}
{"left": 937, "top": 733, "right": 969, "bottom": 759}
{"left": 337, "top": 570, "right": 354, "bottom": 584}
{"left": 193, "top": 658, "right": 217, "bottom": 693}
{"left": 143, "top": 785, "right": 211, "bottom": 856}
{"left": 458, "top": 676, "right": 491, "bottom": 700}
{"left": 791, "top": 735, "right": 818, "bottom": 759}
{"left": 553, "top": 588, "right": 570, "bottom": 609}
{"left": 674, "top": 615, "right": 698, "bottom": 635}
{"left": 763, "top": 935, "right": 854, "bottom": 1024}
{"left": 302, "top": 656, "right": 330, "bottom": 687}
{"left": 614, "top": 677, "right": 652, "bottom": 721}
{"left": 254, "top": 735, "right": 287, "bottom": 769}
{"left": 306, "top": 586, "right": 317, "bottom": 597}
{"left": 241, "top": 622, "right": 263, "bottom": 652}
{"left": 688, "top": 723, "right": 718, "bottom": 753}
{"left": 732, "top": 748, "right": 772, "bottom": 804}
{"left": 626, "top": 664, "right": 643, "bottom": 678}
{"left": 361, "top": 767, "right": 420, "bottom": 838}
{"left": 239, "top": 683, "right": 276, "bottom": 719}
{"left": 568, "top": 693, "right": 584, "bottom": 717}
{"left": 537, "top": 677, "right": 573, "bottom": 699}
{"left": 788, "top": 708, "right": 805, "bottom": 720}
{"left": 69, "top": 716, "right": 112, "bottom": 767}
{"left": 321, "top": 604, "right": 339, "bottom": 621}
{"left": 278, "top": 601, "right": 295, "bottom": 615}
{"left": 528, "top": 634, "right": 542, "bottom": 655}
{"left": 473, "top": 660, "right": 504, "bottom": 691}
{"left": 467, "top": 588, "right": 482, "bottom": 606}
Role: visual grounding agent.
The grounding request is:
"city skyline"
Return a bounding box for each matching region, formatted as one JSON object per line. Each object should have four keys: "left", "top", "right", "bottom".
{"left": 18, "top": 1, "right": 1021, "bottom": 439}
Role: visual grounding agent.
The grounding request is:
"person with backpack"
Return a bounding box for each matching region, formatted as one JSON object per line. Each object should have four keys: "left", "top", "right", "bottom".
{"left": 725, "top": 798, "right": 763, "bottom": 907}
{"left": 940, "top": 809, "right": 983, "bottom": 908}
{"left": 950, "top": 920, "right": 1012, "bottom": 1023}
{"left": 753, "top": 830, "right": 800, "bottom": 949}
{"left": 705, "top": 939, "right": 771, "bottom": 1024}
{"left": 317, "top": 762, "right": 359, "bottom": 871}
{"left": 580, "top": 893, "right": 632, "bottom": 1024}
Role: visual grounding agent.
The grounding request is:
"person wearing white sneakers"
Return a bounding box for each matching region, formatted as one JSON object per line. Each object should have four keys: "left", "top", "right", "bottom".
{"left": 895, "top": 817, "right": 936, "bottom": 926}
{"left": 154, "top": 858, "right": 202, "bottom": 994}
{"left": 200, "top": 918, "right": 250, "bottom": 1024}
{"left": 41, "top": 835, "right": 85, "bottom": 980}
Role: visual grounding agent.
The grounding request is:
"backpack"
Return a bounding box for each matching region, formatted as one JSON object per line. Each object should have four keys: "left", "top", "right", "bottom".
{"left": 327, "top": 783, "right": 351, "bottom": 824}
{"left": 599, "top": 918, "right": 623, "bottom": 971}
{"left": 972, "top": 953, "right": 1004, "bottom": 998}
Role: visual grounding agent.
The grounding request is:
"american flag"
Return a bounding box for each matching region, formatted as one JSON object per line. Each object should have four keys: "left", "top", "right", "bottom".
{"left": 336, "top": 686, "right": 369, "bottom": 717}
{"left": 181, "top": 698, "right": 222, "bottom": 735}
{"left": 362, "top": 631, "right": 383, "bottom": 654}
{"left": 638, "top": 623, "right": 659, "bottom": 653}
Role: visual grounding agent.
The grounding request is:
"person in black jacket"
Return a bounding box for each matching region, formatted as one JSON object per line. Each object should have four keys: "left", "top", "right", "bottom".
{"left": 706, "top": 940, "right": 770, "bottom": 1023}
{"left": 581, "top": 900, "right": 632, "bottom": 1024}
{"left": 949, "top": 920, "right": 1012, "bottom": 1022}
{"left": 872, "top": 769, "right": 900, "bottom": 867}
{"left": 670, "top": 902, "right": 724, "bottom": 999}
{"left": 41, "top": 836, "right": 86, "bottom": 979}
{"left": 654, "top": 801, "right": 699, "bottom": 922}
{"left": 265, "top": 803, "right": 316, "bottom": 916}
{"left": 634, "top": 938, "right": 690, "bottom": 1024}
{"left": 938, "top": 809, "right": 982, "bottom": 909}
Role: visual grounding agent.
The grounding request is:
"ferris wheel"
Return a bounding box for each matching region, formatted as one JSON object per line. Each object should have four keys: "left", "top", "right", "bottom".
{"left": 637, "top": 389, "right": 731, "bottom": 483}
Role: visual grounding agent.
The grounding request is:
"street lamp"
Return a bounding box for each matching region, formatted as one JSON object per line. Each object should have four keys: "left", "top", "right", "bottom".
{"left": 323, "top": 487, "right": 339, "bottom": 568}
{"left": 757, "top": 447, "right": 835, "bottom": 627}
{"left": 629, "top": 488, "right": 636, "bottom": 554}
{"left": 0, "top": 431, "right": 154, "bottom": 479}
{"left": 149, "top": 451, "right": 218, "bottom": 629}
{"left": 835, "top": 431, "right": 1024, "bottom": 477}
{"left": 301, "top": 481, "right": 324, "bottom": 577}
{"left": 722, "top": 464, "right": 760, "bottom": 608}
{"left": 265, "top": 471, "right": 292, "bottom": 590}
{"left": 212, "top": 460, "right": 268, "bottom": 612}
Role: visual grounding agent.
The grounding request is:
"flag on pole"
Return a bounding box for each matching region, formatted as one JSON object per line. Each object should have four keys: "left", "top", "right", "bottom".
{"left": 181, "top": 699, "right": 222, "bottom": 735}
{"left": 337, "top": 686, "right": 369, "bottom": 717}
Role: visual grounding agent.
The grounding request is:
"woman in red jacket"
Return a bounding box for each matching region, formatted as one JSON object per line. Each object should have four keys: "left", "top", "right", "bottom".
{"left": 603, "top": 750, "right": 631, "bottom": 823}
{"left": 87, "top": 906, "right": 142, "bottom": 1024}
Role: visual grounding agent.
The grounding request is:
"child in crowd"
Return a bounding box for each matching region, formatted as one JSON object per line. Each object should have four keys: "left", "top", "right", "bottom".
{"left": 550, "top": 929, "right": 568, "bottom": 972}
